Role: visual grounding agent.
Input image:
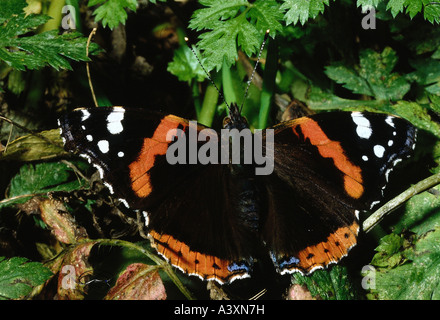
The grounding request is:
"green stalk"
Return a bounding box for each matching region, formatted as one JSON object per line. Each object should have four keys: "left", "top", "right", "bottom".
{"left": 65, "top": 0, "right": 82, "bottom": 32}
{"left": 192, "top": 81, "right": 202, "bottom": 119}
{"left": 198, "top": 72, "right": 221, "bottom": 126}
{"left": 258, "top": 37, "right": 278, "bottom": 129}
{"left": 26, "top": 1, "right": 67, "bottom": 110}
{"left": 40, "top": 0, "right": 66, "bottom": 32}
{"left": 222, "top": 58, "right": 237, "bottom": 105}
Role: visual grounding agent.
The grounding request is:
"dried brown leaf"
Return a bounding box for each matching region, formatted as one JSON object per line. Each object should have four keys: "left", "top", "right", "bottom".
{"left": 105, "top": 263, "right": 166, "bottom": 300}
{"left": 39, "top": 199, "right": 88, "bottom": 244}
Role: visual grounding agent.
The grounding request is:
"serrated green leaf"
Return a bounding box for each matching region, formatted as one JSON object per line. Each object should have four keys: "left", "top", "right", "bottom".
{"left": 247, "top": 0, "right": 283, "bottom": 36}
{"left": 369, "top": 228, "right": 440, "bottom": 299}
{"left": 88, "top": 0, "right": 138, "bottom": 29}
{"left": 189, "top": 0, "right": 280, "bottom": 71}
{"left": 0, "top": 162, "right": 87, "bottom": 209}
{"left": 197, "top": 19, "right": 260, "bottom": 71}
{"left": 189, "top": 0, "right": 248, "bottom": 30}
{"left": 423, "top": 3, "right": 440, "bottom": 24}
{"left": 324, "top": 64, "right": 373, "bottom": 96}
{"left": 0, "top": 10, "right": 101, "bottom": 71}
{"left": 386, "top": 0, "right": 405, "bottom": 17}
{"left": 281, "top": 0, "right": 330, "bottom": 26}
{"left": 0, "top": 256, "right": 52, "bottom": 300}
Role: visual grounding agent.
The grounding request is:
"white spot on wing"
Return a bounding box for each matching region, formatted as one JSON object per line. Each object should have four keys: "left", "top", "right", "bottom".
{"left": 142, "top": 211, "right": 150, "bottom": 226}
{"left": 107, "top": 109, "right": 125, "bottom": 135}
{"left": 373, "top": 145, "right": 385, "bottom": 158}
{"left": 351, "top": 112, "right": 372, "bottom": 139}
{"left": 119, "top": 198, "right": 129, "bottom": 208}
{"left": 93, "top": 163, "right": 104, "bottom": 179}
{"left": 81, "top": 109, "right": 91, "bottom": 121}
{"left": 104, "top": 181, "right": 114, "bottom": 194}
{"left": 385, "top": 116, "right": 395, "bottom": 128}
{"left": 97, "top": 140, "right": 109, "bottom": 154}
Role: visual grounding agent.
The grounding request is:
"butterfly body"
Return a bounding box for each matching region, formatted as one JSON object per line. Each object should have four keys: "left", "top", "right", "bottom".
{"left": 59, "top": 106, "right": 417, "bottom": 284}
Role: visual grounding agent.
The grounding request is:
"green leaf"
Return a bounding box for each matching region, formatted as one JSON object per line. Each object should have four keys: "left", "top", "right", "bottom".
{"left": 167, "top": 45, "right": 207, "bottom": 82}
{"left": 407, "top": 58, "right": 440, "bottom": 95}
{"left": 370, "top": 233, "right": 413, "bottom": 268}
{"left": 0, "top": 10, "right": 100, "bottom": 71}
{"left": 197, "top": 19, "right": 260, "bottom": 71}
{"left": 0, "top": 162, "right": 87, "bottom": 209}
{"left": 247, "top": 0, "right": 283, "bottom": 36}
{"left": 386, "top": 0, "right": 406, "bottom": 17}
{"left": 281, "top": 0, "right": 330, "bottom": 26}
{"left": 88, "top": 0, "right": 138, "bottom": 29}
{"left": 291, "top": 265, "right": 360, "bottom": 300}
{"left": 324, "top": 63, "right": 373, "bottom": 96}
{"left": 189, "top": 0, "right": 248, "bottom": 31}
{"left": 325, "top": 47, "right": 410, "bottom": 100}
{"left": 369, "top": 228, "right": 440, "bottom": 299}
{"left": 0, "top": 0, "right": 27, "bottom": 24}
{"left": 390, "top": 184, "right": 440, "bottom": 236}
{"left": 306, "top": 86, "right": 390, "bottom": 110}
{"left": 0, "top": 256, "right": 52, "bottom": 300}
{"left": 423, "top": 2, "right": 440, "bottom": 24}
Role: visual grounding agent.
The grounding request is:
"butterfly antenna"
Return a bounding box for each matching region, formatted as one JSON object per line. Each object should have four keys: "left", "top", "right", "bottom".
{"left": 239, "top": 29, "right": 270, "bottom": 114}
{"left": 184, "top": 37, "right": 230, "bottom": 111}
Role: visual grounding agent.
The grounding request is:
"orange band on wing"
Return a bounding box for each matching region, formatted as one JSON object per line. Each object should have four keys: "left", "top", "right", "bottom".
{"left": 149, "top": 230, "right": 247, "bottom": 284}
{"left": 128, "top": 115, "right": 189, "bottom": 198}
{"left": 293, "top": 221, "right": 359, "bottom": 273}
{"left": 294, "top": 118, "right": 364, "bottom": 199}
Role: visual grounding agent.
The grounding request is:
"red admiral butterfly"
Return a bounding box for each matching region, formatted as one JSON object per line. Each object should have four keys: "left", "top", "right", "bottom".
{"left": 58, "top": 105, "right": 416, "bottom": 284}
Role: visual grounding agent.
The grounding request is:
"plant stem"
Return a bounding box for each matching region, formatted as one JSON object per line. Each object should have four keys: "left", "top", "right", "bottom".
{"left": 198, "top": 72, "right": 221, "bottom": 126}
{"left": 40, "top": 0, "right": 66, "bottom": 32}
{"left": 222, "top": 58, "right": 237, "bottom": 105}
